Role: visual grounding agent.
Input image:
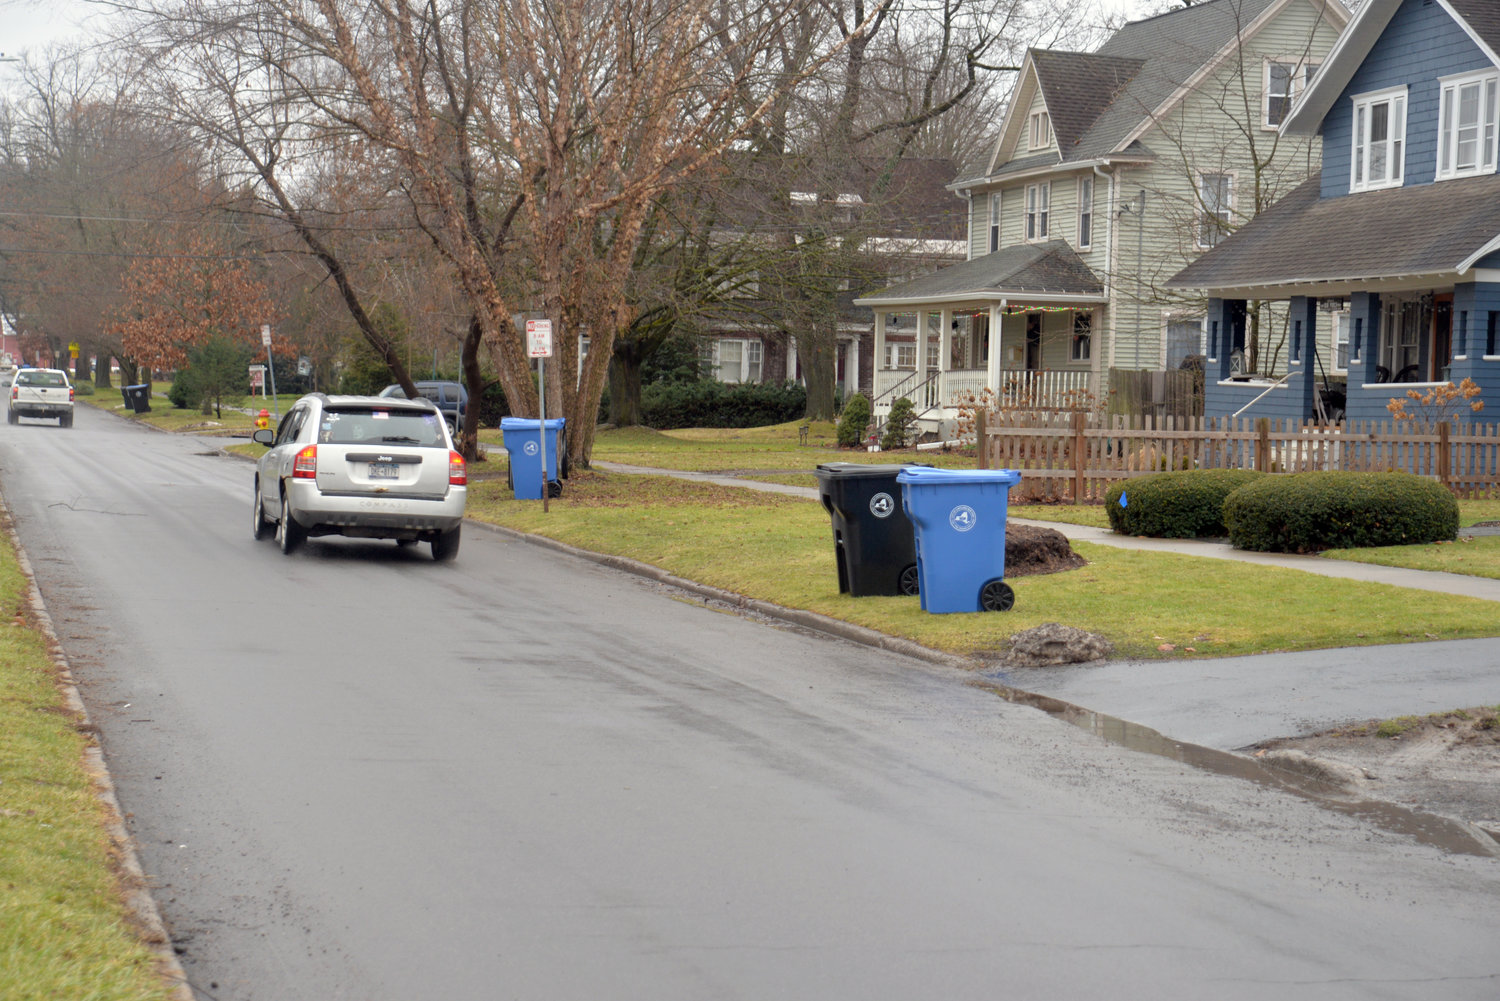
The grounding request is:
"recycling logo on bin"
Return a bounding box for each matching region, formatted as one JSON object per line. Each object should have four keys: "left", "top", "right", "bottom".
{"left": 948, "top": 504, "right": 978, "bottom": 532}
{"left": 869, "top": 492, "right": 896, "bottom": 519}
{"left": 524, "top": 441, "right": 539, "bottom": 456}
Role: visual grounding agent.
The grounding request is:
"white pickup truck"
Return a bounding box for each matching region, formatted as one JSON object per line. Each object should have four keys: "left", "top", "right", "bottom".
{"left": 8, "top": 368, "right": 75, "bottom": 427}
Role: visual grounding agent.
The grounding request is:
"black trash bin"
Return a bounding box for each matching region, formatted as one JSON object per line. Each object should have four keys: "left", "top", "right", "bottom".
{"left": 814, "top": 462, "right": 927, "bottom": 597}
{"left": 122, "top": 384, "right": 151, "bottom": 414}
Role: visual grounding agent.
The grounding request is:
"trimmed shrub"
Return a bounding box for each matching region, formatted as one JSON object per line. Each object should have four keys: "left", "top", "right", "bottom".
{"left": 837, "top": 392, "right": 871, "bottom": 447}
{"left": 1105, "top": 468, "right": 1264, "bottom": 538}
{"left": 881, "top": 397, "right": 915, "bottom": 450}
{"left": 1223, "top": 471, "right": 1459, "bottom": 553}
{"left": 641, "top": 379, "right": 806, "bottom": 429}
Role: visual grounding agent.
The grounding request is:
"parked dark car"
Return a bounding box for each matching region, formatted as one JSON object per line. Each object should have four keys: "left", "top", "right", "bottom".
{"left": 379, "top": 381, "right": 467, "bottom": 438}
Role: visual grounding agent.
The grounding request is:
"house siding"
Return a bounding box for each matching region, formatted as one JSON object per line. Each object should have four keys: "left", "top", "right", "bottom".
{"left": 1320, "top": 0, "right": 1494, "bottom": 198}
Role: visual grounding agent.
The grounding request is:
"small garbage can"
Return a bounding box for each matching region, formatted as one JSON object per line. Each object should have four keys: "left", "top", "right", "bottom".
{"left": 897, "top": 466, "right": 1022, "bottom": 613}
{"left": 814, "top": 462, "right": 926, "bottom": 596}
{"left": 122, "top": 384, "right": 151, "bottom": 414}
{"left": 500, "top": 417, "right": 566, "bottom": 499}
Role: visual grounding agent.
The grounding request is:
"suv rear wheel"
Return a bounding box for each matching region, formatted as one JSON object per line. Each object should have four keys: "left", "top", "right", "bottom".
{"left": 276, "top": 486, "right": 305, "bottom": 554}
{"left": 430, "top": 526, "right": 461, "bottom": 562}
{"left": 251, "top": 481, "right": 271, "bottom": 541}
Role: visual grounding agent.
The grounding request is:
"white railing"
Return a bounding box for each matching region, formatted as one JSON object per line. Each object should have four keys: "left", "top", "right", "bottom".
{"left": 873, "top": 367, "right": 1093, "bottom": 412}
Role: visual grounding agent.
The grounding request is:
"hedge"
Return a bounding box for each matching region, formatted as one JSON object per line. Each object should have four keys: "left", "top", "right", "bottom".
{"left": 1104, "top": 468, "right": 1264, "bottom": 538}
{"left": 641, "top": 379, "right": 806, "bottom": 429}
{"left": 1223, "top": 471, "right": 1459, "bottom": 553}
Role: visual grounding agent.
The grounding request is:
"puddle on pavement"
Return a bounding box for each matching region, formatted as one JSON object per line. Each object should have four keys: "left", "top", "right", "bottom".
{"left": 975, "top": 681, "right": 1500, "bottom": 859}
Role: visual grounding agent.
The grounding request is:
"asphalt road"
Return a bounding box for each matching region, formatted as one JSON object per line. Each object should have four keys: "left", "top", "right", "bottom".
{"left": 3, "top": 404, "right": 1500, "bottom": 1001}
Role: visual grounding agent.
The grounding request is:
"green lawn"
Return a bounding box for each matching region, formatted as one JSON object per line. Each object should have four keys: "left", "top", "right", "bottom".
{"left": 467, "top": 470, "right": 1500, "bottom": 661}
{"left": 0, "top": 521, "right": 174, "bottom": 1001}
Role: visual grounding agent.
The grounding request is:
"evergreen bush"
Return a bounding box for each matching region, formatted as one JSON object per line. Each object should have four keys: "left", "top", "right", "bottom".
{"left": 1223, "top": 471, "right": 1459, "bottom": 553}
{"left": 881, "top": 397, "right": 915, "bottom": 450}
{"left": 1104, "top": 469, "right": 1264, "bottom": 538}
{"left": 640, "top": 379, "right": 806, "bottom": 429}
{"left": 837, "top": 392, "right": 871, "bottom": 447}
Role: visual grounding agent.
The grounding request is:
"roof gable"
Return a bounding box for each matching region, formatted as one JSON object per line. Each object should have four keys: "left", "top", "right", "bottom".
{"left": 1284, "top": 0, "right": 1500, "bottom": 133}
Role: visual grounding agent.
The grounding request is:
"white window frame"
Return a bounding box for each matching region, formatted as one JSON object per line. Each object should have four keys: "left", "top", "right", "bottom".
{"left": 703, "top": 338, "right": 763, "bottom": 383}
{"left": 1076, "top": 176, "right": 1093, "bottom": 250}
{"left": 885, "top": 340, "right": 916, "bottom": 370}
{"left": 1350, "top": 86, "right": 1407, "bottom": 193}
{"left": 1332, "top": 312, "right": 1350, "bottom": 375}
{"left": 1029, "top": 111, "right": 1051, "bottom": 150}
{"left": 1070, "top": 312, "right": 1092, "bottom": 362}
{"left": 1436, "top": 70, "right": 1499, "bottom": 181}
{"left": 988, "top": 193, "right": 1001, "bottom": 253}
{"left": 1196, "top": 171, "right": 1234, "bottom": 249}
{"left": 1025, "top": 182, "right": 1050, "bottom": 241}
{"left": 1264, "top": 60, "right": 1317, "bottom": 129}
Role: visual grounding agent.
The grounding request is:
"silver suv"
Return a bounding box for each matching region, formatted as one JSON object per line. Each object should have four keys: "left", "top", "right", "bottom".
{"left": 251, "top": 394, "right": 467, "bottom": 560}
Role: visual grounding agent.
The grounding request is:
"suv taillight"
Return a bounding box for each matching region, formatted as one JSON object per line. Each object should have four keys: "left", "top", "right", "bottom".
{"left": 68, "top": 387, "right": 75, "bottom": 402}
{"left": 293, "top": 445, "right": 317, "bottom": 478}
{"left": 449, "top": 450, "right": 467, "bottom": 486}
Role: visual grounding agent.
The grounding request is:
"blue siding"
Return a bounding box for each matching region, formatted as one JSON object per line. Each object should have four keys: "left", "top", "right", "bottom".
{"left": 1320, "top": 0, "right": 1494, "bottom": 198}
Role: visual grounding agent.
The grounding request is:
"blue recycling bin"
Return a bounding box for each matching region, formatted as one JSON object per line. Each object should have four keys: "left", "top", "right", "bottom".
{"left": 897, "top": 467, "right": 1022, "bottom": 613}
{"left": 501, "top": 417, "right": 566, "bottom": 499}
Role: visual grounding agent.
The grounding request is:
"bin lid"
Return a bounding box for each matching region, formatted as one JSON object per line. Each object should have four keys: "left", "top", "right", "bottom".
{"left": 815, "top": 462, "right": 930, "bottom": 478}
{"left": 500, "top": 417, "right": 566, "bottom": 430}
{"left": 896, "top": 466, "right": 1021, "bottom": 485}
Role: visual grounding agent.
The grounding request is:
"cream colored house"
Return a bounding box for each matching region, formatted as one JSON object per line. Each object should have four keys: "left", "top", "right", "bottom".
{"left": 854, "top": 0, "right": 1349, "bottom": 434}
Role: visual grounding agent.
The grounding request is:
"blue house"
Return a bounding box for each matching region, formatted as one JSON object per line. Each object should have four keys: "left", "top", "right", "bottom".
{"left": 1169, "top": 0, "right": 1500, "bottom": 425}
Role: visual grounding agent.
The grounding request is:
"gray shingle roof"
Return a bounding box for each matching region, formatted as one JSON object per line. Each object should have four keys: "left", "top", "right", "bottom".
{"left": 1447, "top": 0, "right": 1500, "bottom": 59}
{"left": 1167, "top": 174, "right": 1500, "bottom": 293}
{"left": 856, "top": 240, "right": 1104, "bottom": 305}
{"left": 1031, "top": 49, "right": 1144, "bottom": 158}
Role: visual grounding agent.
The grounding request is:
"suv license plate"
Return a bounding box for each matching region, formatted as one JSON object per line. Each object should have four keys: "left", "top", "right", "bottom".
{"left": 368, "top": 462, "right": 400, "bottom": 479}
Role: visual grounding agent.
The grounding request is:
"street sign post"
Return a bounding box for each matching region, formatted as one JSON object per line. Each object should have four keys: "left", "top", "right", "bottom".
{"left": 526, "top": 320, "right": 555, "bottom": 512}
{"left": 260, "top": 325, "right": 279, "bottom": 420}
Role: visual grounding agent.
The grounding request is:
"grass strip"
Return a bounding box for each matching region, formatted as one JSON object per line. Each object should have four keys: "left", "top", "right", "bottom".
{"left": 467, "top": 471, "right": 1500, "bottom": 660}
{"left": 0, "top": 517, "right": 173, "bottom": 1000}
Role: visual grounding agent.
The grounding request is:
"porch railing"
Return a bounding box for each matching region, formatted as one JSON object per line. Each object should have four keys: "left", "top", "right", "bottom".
{"left": 872, "top": 368, "right": 1093, "bottom": 412}
{"left": 979, "top": 413, "right": 1500, "bottom": 502}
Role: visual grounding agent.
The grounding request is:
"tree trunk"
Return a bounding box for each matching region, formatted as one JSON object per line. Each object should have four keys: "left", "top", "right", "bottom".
{"left": 608, "top": 344, "right": 645, "bottom": 427}
{"left": 799, "top": 329, "right": 838, "bottom": 421}
{"left": 459, "top": 315, "right": 485, "bottom": 462}
{"left": 94, "top": 352, "right": 112, "bottom": 389}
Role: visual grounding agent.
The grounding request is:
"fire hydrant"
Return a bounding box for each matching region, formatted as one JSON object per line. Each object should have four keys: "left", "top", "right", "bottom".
{"left": 255, "top": 409, "right": 270, "bottom": 431}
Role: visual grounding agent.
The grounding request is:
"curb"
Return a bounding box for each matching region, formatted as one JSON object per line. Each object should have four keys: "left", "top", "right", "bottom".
{"left": 0, "top": 493, "right": 195, "bottom": 1001}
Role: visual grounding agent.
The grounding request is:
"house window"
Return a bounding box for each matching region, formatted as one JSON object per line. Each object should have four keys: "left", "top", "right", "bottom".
{"left": 1196, "top": 172, "right": 1233, "bottom": 248}
{"left": 1071, "top": 313, "right": 1092, "bottom": 362}
{"left": 1351, "top": 87, "right": 1406, "bottom": 192}
{"left": 1333, "top": 313, "right": 1350, "bottom": 374}
{"left": 703, "top": 338, "right": 762, "bottom": 382}
{"left": 1164, "top": 318, "right": 1203, "bottom": 369}
{"left": 988, "top": 193, "right": 1001, "bottom": 253}
{"left": 927, "top": 336, "right": 941, "bottom": 370}
{"left": 1380, "top": 298, "right": 1425, "bottom": 379}
{"left": 1025, "top": 182, "right": 1050, "bottom": 241}
{"left": 1077, "top": 176, "right": 1093, "bottom": 249}
{"left": 1029, "top": 111, "right": 1051, "bottom": 150}
{"left": 1437, "top": 71, "right": 1499, "bottom": 180}
{"left": 886, "top": 341, "right": 916, "bottom": 369}
{"left": 1265, "top": 61, "right": 1317, "bottom": 127}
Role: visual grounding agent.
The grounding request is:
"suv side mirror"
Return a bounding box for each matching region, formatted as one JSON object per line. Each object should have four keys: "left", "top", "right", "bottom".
{"left": 252, "top": 428, "right": 276, "bottom": 446}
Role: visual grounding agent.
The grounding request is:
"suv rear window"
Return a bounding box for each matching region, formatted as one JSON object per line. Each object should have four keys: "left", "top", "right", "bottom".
{"left": 317, "top": 407, "right": 446, "bottom": 447}
{"left": 18, "top": 371, "right": 66, "bottom": 387}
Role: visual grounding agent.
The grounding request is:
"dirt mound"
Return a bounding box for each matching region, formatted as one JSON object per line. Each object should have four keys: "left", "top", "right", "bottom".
{"left": 1253, "top": 708, "right": 1500, "bottom": 836}
{"left": 1005, "top": 523, "right": 1087, "bottom": 577}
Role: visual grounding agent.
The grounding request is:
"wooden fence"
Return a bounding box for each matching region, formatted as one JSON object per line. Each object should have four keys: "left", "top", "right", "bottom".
{"left": 975, "top": 412, "right": 1500, "bottom": 502}
{"left": 1104, "top": 366, "right": 1204, "bottom": 423}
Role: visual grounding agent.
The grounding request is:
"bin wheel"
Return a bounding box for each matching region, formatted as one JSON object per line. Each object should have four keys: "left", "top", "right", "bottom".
{"left": 899, "top": 564, "right": 920, "bottom": 596}
{"left": 547, "top": 480, "right": 562, "bottom": 499}
{"left": 979, "top": 579, "right": 1014, "bottom": 612}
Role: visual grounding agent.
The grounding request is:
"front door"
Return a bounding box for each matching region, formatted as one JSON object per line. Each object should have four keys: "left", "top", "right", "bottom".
{"left": 1025, "top": 313, "right": 1042, "bottom": 371}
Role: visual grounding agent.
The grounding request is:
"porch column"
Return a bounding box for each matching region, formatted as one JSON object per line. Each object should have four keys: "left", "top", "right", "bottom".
{"left": 1451, "top": 281, "right": 1500, "bottom": 397}
{"left": 988, "top": 303, "right": 1004, "bottom": 395}
{"left": 1349, "top": 291, "right": 1380, "bottom": 386}
{"left": 1289, "top": 296, "right": 1317, "bottom": 413}
{"left": 873, "top": 313, "right": 886, "bottom": 387}
{"left": 1205, "top": 298, "right": 1245, "bottom": 382}
{"left": 847, "top": 332, "right": 861, "bottom": 396}
{"left": 785, "top": 335, "right": 798, "bottom": 381}
{"left": 915, "top": 312, "right": 929, "bottom": 389}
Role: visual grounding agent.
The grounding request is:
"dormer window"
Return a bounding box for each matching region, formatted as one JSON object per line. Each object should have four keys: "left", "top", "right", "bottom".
{"left": 1437, "top": 71, "right": 1498, "bottom": 181}
{"left": 1350, "top": 87, "right": 1406, "bottom": 193}
{"left": 1029, "top": 111, "right": 1051, "bottom": 150}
